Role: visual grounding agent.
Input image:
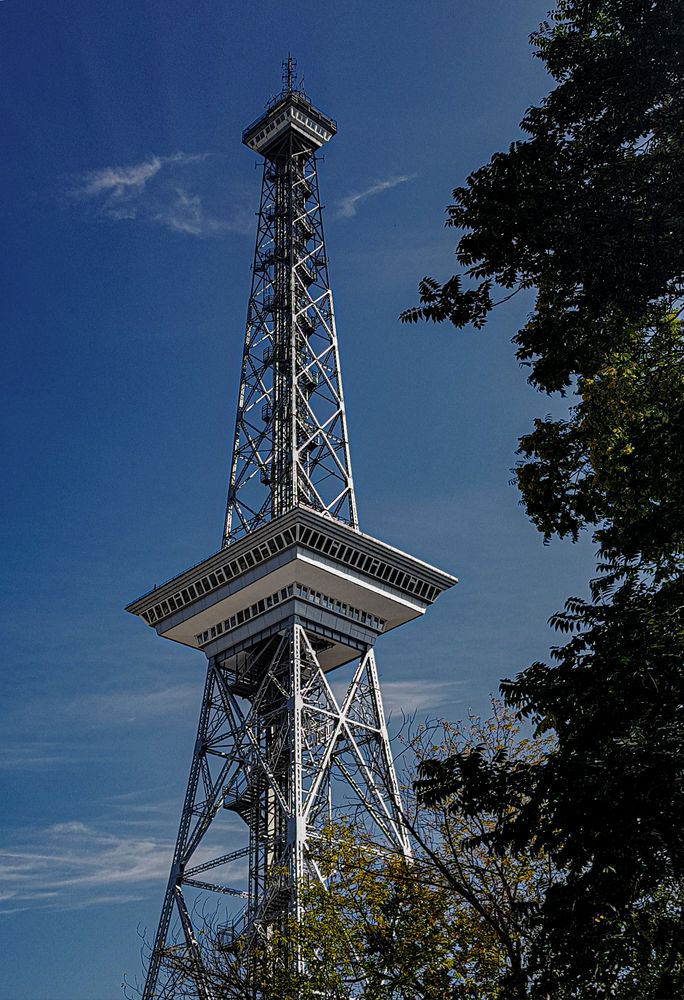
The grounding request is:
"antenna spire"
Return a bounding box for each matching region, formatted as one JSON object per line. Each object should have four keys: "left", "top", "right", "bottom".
{"left": 282, "top": 53, "right": 297, "bottom": 93}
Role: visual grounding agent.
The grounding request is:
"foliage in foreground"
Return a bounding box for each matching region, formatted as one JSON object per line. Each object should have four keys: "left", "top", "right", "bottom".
{"left": 403, "top": 0, "right": 684, "bottom": 996}
{"left": 275, "top": 705, "right": 554, "bottom": 999}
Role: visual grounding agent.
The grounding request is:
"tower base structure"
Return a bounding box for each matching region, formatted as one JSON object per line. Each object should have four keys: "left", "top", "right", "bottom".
{"left": 127, "top": 509, "right": 456, "bottom": 999}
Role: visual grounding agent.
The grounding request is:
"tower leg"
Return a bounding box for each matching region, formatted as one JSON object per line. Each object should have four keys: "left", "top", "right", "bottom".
{"left": 142, "top": 664, "right": 215, "bottom": 999}
{"left": 142, "top": 659, "right": 251, "bottom": 999}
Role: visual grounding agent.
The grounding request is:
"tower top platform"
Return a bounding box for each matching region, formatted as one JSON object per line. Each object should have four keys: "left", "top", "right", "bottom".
{"left": 242, "top": 89, "right": 336, "bottom": 155}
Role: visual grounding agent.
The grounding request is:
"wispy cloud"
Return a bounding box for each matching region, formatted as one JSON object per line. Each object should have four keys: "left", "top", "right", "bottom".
{"left": 0, "top": 741, "right": 73, "bottom": 772}
{"left": 376, "top": 679, "right": 462, "bottom": 715}
{"left": 68, "top": 152, "right": 253, "bottom": 238}
{"left": 2, "top": 679, "right": 200, "bottom": 731}
{"left": 0, "top": 679, "right": 202, "bottom": 774}
{"left": 68, "top": 680, "right": 200, "bottom": 726}
{"left": 0, "top": 815, "right": 248, "bottom": 915}
{"left": 0, "top": 821, "right": 172, "bottom": 914}
{"left": 329, "top": 677, "right": 462, "bottom": 716}
{"left": 77, "top": 155, "right": 176, "bottom": 203}
{"left": 152, "top": 187, "right": 240, "bottom": 237}
{"left": 72, "top": 152, "right": 205, "bottom": 220}
{"left": 335, "top": 173, "right": 416, "bottom": 219}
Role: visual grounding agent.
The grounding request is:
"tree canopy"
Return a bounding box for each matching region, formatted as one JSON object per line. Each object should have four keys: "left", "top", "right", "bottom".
{"left": 403, "top": 1, "right": 684, "bottom": 996}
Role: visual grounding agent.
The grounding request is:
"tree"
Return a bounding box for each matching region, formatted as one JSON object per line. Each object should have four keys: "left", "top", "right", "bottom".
{"left": 283, "top": 703, "right": 555, "bottom": 1000}
{"left": 393, "top": 703, "right": 556, "bottom": 999}
{"left": 402, "top": 1, "right": 684, "bottom": 996}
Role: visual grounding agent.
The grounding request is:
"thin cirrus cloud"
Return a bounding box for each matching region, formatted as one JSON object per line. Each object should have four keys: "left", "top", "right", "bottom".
{"left": 0, "top": 680, "right": 202, "bottom": 774}
{"left": 335, "top": 173, "right": 417, "bottom": 219}
{"left": 0, "top": 820, "right": 177, "bottom": 915}
{"left": 68, "top": 151, "right": 253, "bottom": 238}
{"left": 70, "top": 156, "right": 415, "bottom": 232}
{"left": 0, "top": 816, "right": 249, "bottom": 914}
{"left": 374, "top": 679, "right": 462, "bottom": 715}
{"left": 0, "top": 741, "right": 73, "bottom": 772}
{"left": 328, "top": 678, "right": 462, "bottom": 717}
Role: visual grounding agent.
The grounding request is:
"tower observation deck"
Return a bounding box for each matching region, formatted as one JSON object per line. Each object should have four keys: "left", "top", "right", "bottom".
{"left": 128, "top": 59, "right": 456, "bottom": 1000}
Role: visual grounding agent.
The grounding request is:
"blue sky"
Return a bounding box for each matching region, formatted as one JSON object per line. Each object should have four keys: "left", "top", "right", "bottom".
{"left": 1, "top": 2, "right": 595, "bottom": 997}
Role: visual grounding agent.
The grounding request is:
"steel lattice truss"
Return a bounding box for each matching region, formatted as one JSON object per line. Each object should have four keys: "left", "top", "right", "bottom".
{"left": 143, "top": 625, "right": 410, "bottom": 1000}
{"left": 223, "top": 130, "right": 358, "bottom": 545}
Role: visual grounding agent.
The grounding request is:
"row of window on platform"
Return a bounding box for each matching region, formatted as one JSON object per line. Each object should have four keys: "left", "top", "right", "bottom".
{"left": 194, "top": 582, "right": 386, "bottom": 647}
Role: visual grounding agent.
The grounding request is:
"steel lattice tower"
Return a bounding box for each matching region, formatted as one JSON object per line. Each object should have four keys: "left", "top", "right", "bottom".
{"left": 127, "top": 60, "right": 456, "bottom": 1000}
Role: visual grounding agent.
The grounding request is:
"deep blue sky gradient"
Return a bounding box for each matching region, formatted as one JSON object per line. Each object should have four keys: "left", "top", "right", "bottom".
{"left": 1, "top": 2, "right": 594, "bottom": 997}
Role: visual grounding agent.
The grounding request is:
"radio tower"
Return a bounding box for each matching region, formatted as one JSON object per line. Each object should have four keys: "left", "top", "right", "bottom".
{"left": 127, "top": 58, "right": 456, "bottom": 1000}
